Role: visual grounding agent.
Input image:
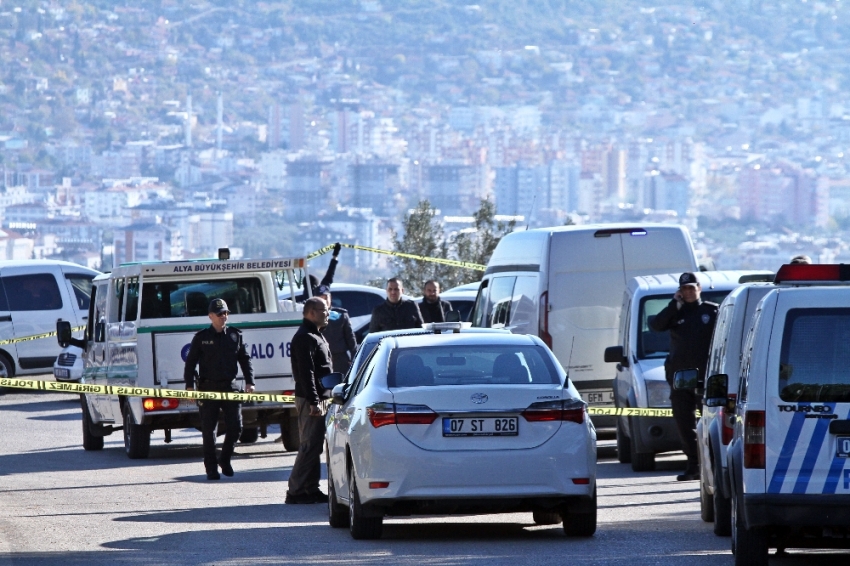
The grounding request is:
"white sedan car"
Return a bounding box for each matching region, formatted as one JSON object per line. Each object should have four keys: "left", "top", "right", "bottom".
{"left": 324, "top": 332, "right": 597, "bottom": 539}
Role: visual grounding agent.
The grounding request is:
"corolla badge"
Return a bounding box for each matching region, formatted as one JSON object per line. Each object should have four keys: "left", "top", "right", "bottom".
{"left": 470, "top": 393, "right": 489, "bottom": 404}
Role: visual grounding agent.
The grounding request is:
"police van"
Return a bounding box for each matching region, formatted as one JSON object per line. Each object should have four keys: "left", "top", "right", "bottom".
{"left": 701, "top": 264, "right": 850, "bottom": 565}
{"left": 57, "top": 254, "right": 309, "bottom": 459}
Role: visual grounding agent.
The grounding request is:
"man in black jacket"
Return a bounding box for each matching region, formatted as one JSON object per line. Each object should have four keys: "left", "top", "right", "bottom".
{"left": 419, "top": 280, "right": 453, "bottom": 324}
{"left": 650, "top": 272, "right": 718, "bottom": 481}
{"left": 369, "top": 277, "right": 423, "bottom": 333}
{"left": 316, "top": 285, "right": 357, "bottom": 374}
{"left": 286, "top": 297, "right": 332, "bottom": 504}
{"left": 184, "top": 298, "right": 254, "bottom": 480}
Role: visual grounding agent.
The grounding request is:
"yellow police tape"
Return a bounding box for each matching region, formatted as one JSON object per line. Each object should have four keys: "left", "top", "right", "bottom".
{"left": 308, "top": 243, "right": 487, "bottom": 271}
{"left": 0, "top": 326, "right": 86, "bottom": 347}
{"left": 0, "top": 377, "right": 296, "bottom": 404}
{"left": 587, "top": 407, "right": 701, "bottom": 418}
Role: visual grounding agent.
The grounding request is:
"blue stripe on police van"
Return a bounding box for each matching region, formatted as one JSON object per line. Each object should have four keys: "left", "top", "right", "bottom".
{"left": 792, "top": 411, "right": 832, "bottom": 494}
{"left": 822, "top": 407, "right": 850, "bottom": 494}
{"left": 768, "top": 408, "right": 808, "bottom": 494}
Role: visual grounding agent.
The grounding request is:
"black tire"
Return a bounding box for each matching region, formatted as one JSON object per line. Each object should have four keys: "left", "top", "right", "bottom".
{"left": 629, "top": 418, "right": 655, "bottom": 471}
{"left": 0, "top": 352, "right": 14, "bottom": 379}
{"left": 81, "top": 396, "right": 104, "bottom": 451}
{"left": 327, "top": 450, "right": 349, "bottom": 528}
{"left": 533, "top": 510, "right": 562, "bottom": 525}
{"left": 713, "top": 462, "right": 732, "bottom": 537}
{"left": 562, "top": 485, "right": 597, "bottom": 537}
{"left": 616, "top": 418, "right": 632, "bottom": 464}
{"left": 348, "top": 466, "right": 383, "bottom": 540}
{"left": 700, "top": 472, "right": 714, "bottom": 522}
{"left": 239, "top": 427, "right": 259, "bottom": 444}
{"left": 732, "top": 492, "right": 768, "bottom": 566}
{"left": 123, "top": 405, "right": 151, "bottom": 459}
{"left": 282, "top": 417, "right": 300, "bottom": 452}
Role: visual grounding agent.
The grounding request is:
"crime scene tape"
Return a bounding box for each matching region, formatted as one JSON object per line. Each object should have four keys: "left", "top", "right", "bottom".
{"left": 0, "top": 378, "right": 296, "bottom": 404}
{"left": 0, "top": 326, "right": 86, "bottom": 347}
{"left": 308, "top": 243, "right": 487, "bottom": 271}
{"left": 587, "top": 407, "right": 701, "bottom": 418}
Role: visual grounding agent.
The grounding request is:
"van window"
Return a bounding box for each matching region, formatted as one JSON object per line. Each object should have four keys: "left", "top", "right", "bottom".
{"left": 640, "top": 290, "right": 734, "bottom": 360}
{"left": 3, "top": 273, "right": 63, "bottom": 311}
{"left": 707, "top": 303, "right": 733, "bottom": 376}
{"left": 0, "top": 278, "right": 8, "bottom": 311}
{"left": 739, "top": 306, "right": 763, "bottom": 404}
{"left": 65, "top": 274, "right": 94, "bottom": 310}
{"left": 93, "top": 282, "right": 108, "bottom": 342}
{"left": 140, "top": 277, "right": 266, "bottom": 319}
{"left": 509, "top": 276, "right": 538, "bottom": 333}
{"left": 485, "top": 276, "right": 516, "bottom": 328}
{"left": 471, "top": 279, "right": 490, "bottom": 328}
{"left": 779, "top": 308, "right": 850, "bottom": 402}
{"left": 110, "top": 278, "right": 125, "bottom": 323}
{"left": 125, "top": 278, "right": 139, "bottom": 321}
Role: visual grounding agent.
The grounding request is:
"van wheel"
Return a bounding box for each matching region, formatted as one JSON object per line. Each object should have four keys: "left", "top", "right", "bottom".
{"left": 123, "top": 406, "right": 151, "bottom": 459}
{"left": 281, "top": 416, "right": 300, "bottom": 452}
{"left": 348, "top": 466, "right": 383, "bottom": 539}
{"left": 0, "top": 353, "right": 14, "bottom": 378}
{"left": 81, "top": 396, "right": 104, "bottom": 451}
{"left": 239, "top": 427, "right": 259, "bottom": 444}
{"left": 562, "top": 486, "right": 597, "bottom": 537}
{"left": 713, "top": 463, "right": 732, "bottom": 536}
{"left": 616, "top": 419, "right": 632, "bottom": 464}
{"left": 732, "top": 491, "right": 768, "bottom": 566}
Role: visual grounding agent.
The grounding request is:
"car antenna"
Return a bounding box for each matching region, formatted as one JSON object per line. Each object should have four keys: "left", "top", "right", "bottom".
{"left": 564, "top": 336, "right": 574, "bottom": 388}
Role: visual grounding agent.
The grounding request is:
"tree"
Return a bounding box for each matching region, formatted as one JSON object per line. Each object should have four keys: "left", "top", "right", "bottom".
{"left": 392, "top": 200, "right": 448, "bottom": 292}
{"left": 450, "top": 199, "right": 515, "bottom": 286}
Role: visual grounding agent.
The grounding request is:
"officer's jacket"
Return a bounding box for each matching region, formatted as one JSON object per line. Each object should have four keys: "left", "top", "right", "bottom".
{"left": 650, "top": 298, "right": 718, "bottom": 381}
{"left": 183, "top": 326, "right": 254, "bottom": 391}
{"left": 291, "top": 318, "right": 333, "bottom": 406}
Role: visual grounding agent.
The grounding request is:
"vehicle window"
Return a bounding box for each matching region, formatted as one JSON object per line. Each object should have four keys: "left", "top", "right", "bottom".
{"left": 125, "top": 278, "right": 139, "bottom": 321}
{"left": 471, "top": 279, "right": 489, "bottom": 328}
{"left": 640, "top": 290, "right": 732, "bottom": 360}
{"left": 140, "top": 277, "right": 266, "bottom": 319}
{"left": 0, "top": 278, "right": 8, "bottom": 311}
{"left": 707, "top": 304, "right": 732, "bottom": 376}
{"left": 509, "top": 276, "right": 538, "bottom": 332}
{"left": 93, "top": 282, "right": 108, "bottom": 343}
{"left": 350, "top": 346, "right": 381, "bottom": 398}
{"left": 110, "top": 278, "right": 125, "bottom": 323}
{"left": 65, "top": 274, "right": 93, "bottom": 311}
{"left": 484, "top": 276, "right": 516, "bottom": 328}
{"left": 387, "top": 345, "right": 560, "bottom": 387}
{"left": 448, "top": 299, "right": 474, "bottom": 322}
{"left": 779, "top": 308, "right": 850, "bottom": 402}
{"left": 331, "top": 290, "right": 385, "bottom": 318}
{"left": 2, "top": 273, "right": 63, "bottom": 311}
{"left": 738, "top": 306, "right": 762, "bottom": 404}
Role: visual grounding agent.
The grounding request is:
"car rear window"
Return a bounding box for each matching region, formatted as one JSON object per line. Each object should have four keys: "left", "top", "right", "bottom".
{"left": 779, "top": 308, "right": 850, "bottom": 402}
{"left": 387, "top": 345, "right": 560, "bottom": 387}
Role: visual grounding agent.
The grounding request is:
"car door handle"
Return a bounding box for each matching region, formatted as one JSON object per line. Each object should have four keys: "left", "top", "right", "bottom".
{"left": 0, "top": 315, "right": 11, "bottom": 322}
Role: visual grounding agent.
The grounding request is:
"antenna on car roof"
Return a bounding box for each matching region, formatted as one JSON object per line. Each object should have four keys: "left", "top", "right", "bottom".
{"left": 564, "top": 336, "right": 574, "bottom": 388}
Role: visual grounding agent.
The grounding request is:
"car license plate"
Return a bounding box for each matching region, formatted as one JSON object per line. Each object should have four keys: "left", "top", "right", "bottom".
{"left": 580, "top": 389, "right": 614, "bottom": 405}
{"left": 54, "top": 368, "right": 70, "bottom": 379}
{"left": 442, "top": 417, "right": 518, "bottom": 437}
{"left": 837, "top": 436, "right": 850, "bottom": 458}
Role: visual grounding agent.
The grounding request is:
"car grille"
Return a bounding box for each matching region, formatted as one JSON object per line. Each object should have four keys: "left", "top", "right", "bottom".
{"left": 57, "top": 353, "right": 77, "bottom": 367}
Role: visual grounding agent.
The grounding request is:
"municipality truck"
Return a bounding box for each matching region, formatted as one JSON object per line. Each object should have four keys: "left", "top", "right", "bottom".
{"left": 57, "top": 254, "right": 309, "bottom": 459}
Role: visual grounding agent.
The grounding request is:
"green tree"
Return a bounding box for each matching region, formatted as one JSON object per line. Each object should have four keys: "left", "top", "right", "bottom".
{"left": 450, "top": 199, "right": 516, "bottom": 286}
{"left": 392, "top": 199, "right": 449, "bottom": 292}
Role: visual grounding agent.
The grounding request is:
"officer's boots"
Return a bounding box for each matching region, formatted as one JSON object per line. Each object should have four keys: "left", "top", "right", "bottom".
{"left": 218, "top": 443, "right": 235, "bottom": 477}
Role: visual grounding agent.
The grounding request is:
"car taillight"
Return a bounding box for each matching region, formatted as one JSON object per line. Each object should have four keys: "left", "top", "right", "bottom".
{"left": 538, "top": 290, "right": 552, "bottom": 348}
{"left": 143, "top": 398, "right": 180, "bottom": 411}
{"left": 721, "top": 393, "right": 737, "bottom": 445}
{"left": 743, "top": 410, "right": 765, "bottom": 469}
{"left": 522, "top": 400, "right": 585, "bottom": 424}
{"left": 367, "top": 403, "right": 438, "bottom": 428}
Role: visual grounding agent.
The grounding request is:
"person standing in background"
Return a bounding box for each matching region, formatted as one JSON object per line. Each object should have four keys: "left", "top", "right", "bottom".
{"left": 369, "top": 278, "right": 423, "bottom": 332}
{"left": 317, "top": 285, "right": 357, "bottom": 375}
{"left": 418, "top": 280, "right": 453, "bottom": 324}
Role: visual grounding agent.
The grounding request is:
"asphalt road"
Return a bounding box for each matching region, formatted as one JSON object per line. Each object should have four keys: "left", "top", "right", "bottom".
{"left": 1, "top": 381, "right": 848, "bottom": 566}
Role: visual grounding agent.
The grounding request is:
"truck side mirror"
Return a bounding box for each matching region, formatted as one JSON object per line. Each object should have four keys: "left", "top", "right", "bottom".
{"left": 673, "top": 368, "right": 700, "bottom": 390}
{"left": 604, "top": 345, "right": 628, "bottom": 367}
{"left": 704, "top": 374, "right": 729, "bottom": 407}
{"left": 56, "top": 320, "right": 73, "bottom": 347}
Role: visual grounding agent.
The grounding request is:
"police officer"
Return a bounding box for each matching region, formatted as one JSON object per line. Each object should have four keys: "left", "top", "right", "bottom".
{"left": 184, "top": 298, "right": 254, "bottom": 480}
{"left": 650, "top": 272, "right": 718, "bottom": 481}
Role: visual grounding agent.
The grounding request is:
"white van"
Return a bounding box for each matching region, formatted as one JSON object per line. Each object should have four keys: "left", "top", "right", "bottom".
{"left": 604, "top": 270, "right": 772, "bottom": 473}
{"left": 58, "top": 255, "right": 308, "bottom": 458}
{"left": 471, "top": 223, "right": 698, "bottom": 423}
{"left": 0, "top": 260, "right": 99, "bottom": 377}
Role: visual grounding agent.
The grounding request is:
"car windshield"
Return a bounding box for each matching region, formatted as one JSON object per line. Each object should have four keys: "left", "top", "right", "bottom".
{"left": 779, "top": 308, "right": 850, "bottom": 402}
{"left": 638, "top": 290, "right": 731, "bottom": 360}
{"left": 387, "top": 345, "right": 561, "bottom": 387}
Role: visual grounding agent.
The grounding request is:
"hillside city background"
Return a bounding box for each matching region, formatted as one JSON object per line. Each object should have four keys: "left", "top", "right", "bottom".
{"left": 2, "top": 0, "right": 849, "bottom": 283}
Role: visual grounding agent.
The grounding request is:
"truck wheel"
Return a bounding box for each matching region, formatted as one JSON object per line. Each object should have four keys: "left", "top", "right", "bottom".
{"left": 616, "top": 419, "right": 632, "bottom": 464}
{"left": 732, "top": 492, "right": 768, "bottom": 566}
{"left": 713, "top": 463, "right": 732, "bottom": 536}
{"left": 282, "top": 417, "right": 300, "bottom": 452}
{"left": 123, "top": 406, "right": 151, "bottom": 459}
{"left": 562, "top": 486, "right": 597, "bottom": 537}
{"left": 81, "top": 396, "right": 104, "bottom": 451}
{"left": 239, "top": 427, "right": 259, "bottom": 444}
{"left": 348, "top": 466, "right": 383, "bottom": 539}
{"left": 327, "top": 448, "right": 349, "bottom": 528}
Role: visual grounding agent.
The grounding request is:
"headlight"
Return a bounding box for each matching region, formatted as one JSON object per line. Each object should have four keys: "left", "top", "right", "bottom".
{"left": 645, "top": 380, "right": 671, "bottom": 408}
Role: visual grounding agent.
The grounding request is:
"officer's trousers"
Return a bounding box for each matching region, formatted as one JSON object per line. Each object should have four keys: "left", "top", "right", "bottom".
{"left": 199, "top": 399, "right": 242, "bottom": 473}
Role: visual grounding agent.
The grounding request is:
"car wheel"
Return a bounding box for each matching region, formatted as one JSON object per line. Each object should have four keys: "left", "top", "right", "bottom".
{"left": 732, "top": 491, "right": 768, "bottom": 566}
{"left": 713, "top": 463, "right": 732, "bottom": 537}
{"left": 348, "top": 465, "right": 383, "bottom": 540}
{"left": 532, "top": 510, "right": 561, "bottom": 525}
{"left": 0, "top": 353, "right": 14, "bottom": 378}
{"left": 327, "top": 449, "right": 349, "bottom": 528}
{"left": 239, "top": 427, "right": 259, "bottom": 444}
{"left": 616, "top": 418, "right": 632, "bottom": 464}
{"left": 282, "top": 415, "right": 300, "bottom": 452}
{"left": 123, "top": 405, "right": 151, "bottom": 459}
{"left": 562, "top": 485, "right": 597, "bottom": 537}
{"left": 700, "top": 469, "right": 714, "bottom": 523}
{"left": 81, "top": 396, "right": 104, "bottom": 451}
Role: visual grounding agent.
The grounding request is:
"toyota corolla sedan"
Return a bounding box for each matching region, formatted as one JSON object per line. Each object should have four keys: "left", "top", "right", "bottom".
{"left": 325, "top": 332, "right": 597, "bottom": 539}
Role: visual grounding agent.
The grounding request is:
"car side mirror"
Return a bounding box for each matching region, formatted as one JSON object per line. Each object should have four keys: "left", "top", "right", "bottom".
{"left": 445, "top": 310, "right": 461, "bottom": 323}
{"left": 321, "top": 372, "right": 344, "bottom": 391}
{"left": 330, "top": 383, "right": 346, "bottom": 405}
{"left": 704, "top": 374, "right": 729, "bottom": 407}
{"left": 604, "top": 345, "right": 628, "bottom": 367}
{"left": 673, "top": 368, "right": 700, "bottom": 390}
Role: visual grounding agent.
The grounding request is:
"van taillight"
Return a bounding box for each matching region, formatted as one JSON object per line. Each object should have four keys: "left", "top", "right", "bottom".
{"left": 538, "top": 291, "right": 552, "bottom": 348}
{"left": 143, "top": 398, "right": 180, "bottom": 411}
{"left": 522, "top": 400, "right": 585, "bottom": 424}
{"left": 743, "top": 410, "right": 765, "bottom": 469}
{"left": 367, "top": 403, "right": 438, "bottom": 428}
{"left": 721, "top": 393, "right": 737, "bottom": 445}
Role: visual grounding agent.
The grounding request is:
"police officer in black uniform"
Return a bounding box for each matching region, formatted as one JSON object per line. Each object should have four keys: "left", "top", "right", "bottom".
{"left": 650, "top": 272, "right": 718, "bottom": 481}
{"left": 184, "top": 298, "right": 254, "bottom": 480}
